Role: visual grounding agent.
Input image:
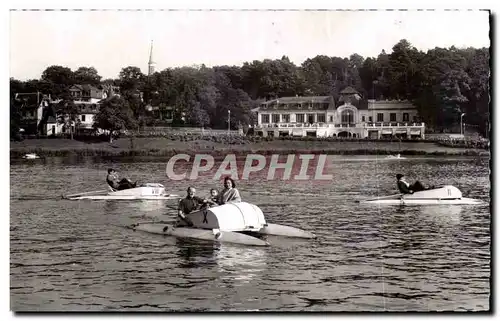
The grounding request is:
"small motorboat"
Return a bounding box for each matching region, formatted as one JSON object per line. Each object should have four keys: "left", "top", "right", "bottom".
{"left": 22, "top": 153, "right": 40, "bottom": 159}
{"left": 128, "top": 202, "right": 317, "bottom": 247}
{"left": 385, "top": 153, "right": 406, "bottom": 160}
{"left": 359, "top": 185, "right": 485, "bottom": 205}
{"left": 63, "top": 183, "right": 179, "bottom": 200}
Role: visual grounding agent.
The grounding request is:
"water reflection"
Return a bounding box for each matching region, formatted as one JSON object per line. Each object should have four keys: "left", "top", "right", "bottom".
{"left": 125, "top": 201, "right": 169, "bottom": 213}
{"left": 103, "top": 200, "right": 121, "bottom": 213}
{"left": 176, "top": 240, "right": 220, "bottom": 268}
{"left": 215, "top": 246, "right": 267, "bottom": 285}
{"left": 174, "top": 237, "right": 268, "bottom": 285}
{"left": 418, "top": 206, "right": 463, "bottom": 226}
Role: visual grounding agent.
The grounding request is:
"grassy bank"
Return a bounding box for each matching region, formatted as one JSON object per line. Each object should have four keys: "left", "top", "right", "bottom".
{"left": 10, "top": 137, "right": 490, "bottom": 158}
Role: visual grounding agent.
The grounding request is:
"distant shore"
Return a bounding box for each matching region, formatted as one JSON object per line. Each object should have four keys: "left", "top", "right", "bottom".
{"left": 10, "top": 137, "right": 489, "bottom": 158}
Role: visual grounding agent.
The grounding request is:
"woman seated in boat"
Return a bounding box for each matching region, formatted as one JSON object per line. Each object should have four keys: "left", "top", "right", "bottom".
{"left": 106, "top": 168, "right": 137, "bottom": 191}
{"left": 396, "top": 174, "right": 434, "bottom": 194}
{"left": 176, "top": 187, "right": 209, "bottom": 227}
{"left": 217, "top": 177, "right": 242, "bottom": 205}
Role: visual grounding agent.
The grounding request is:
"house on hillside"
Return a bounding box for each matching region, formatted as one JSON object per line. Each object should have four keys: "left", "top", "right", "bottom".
{"left": 33, "top": 84, "right": 120, "bottom": 136}
{"left": 253, "top": 86, "right": 425, "bottom": 139}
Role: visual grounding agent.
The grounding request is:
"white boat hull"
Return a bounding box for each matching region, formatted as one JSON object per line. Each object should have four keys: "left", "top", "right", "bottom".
{"left": 130, "top": 223, "right": 270, "bottom": 247}
{"left": 64, "top": 183, "right": 179, "bottom": 201}
{"left": 70, "top": 195, "right": 180, "bottom": 200}
{"left": 258, "top": 223, "right": 316, "bottom": 239}
{"left": 360, "top": 185, "right": 485, "bottom": 205}
{"left": 362, "top": 197, "right": 484, "bottom": 205}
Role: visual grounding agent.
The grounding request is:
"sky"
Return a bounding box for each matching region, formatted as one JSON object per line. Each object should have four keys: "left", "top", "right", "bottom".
{"left": 9, "top": 9, "right": 491, "bottom": 81}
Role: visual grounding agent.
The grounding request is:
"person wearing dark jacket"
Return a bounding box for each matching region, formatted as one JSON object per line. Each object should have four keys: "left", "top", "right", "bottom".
{"left": 176, "top": 187, "right": 209, "bottom": 227}
{"left": 106, "top": 168, "right": 137, "bottom": 190}
{"left": 396, "top": 174, "right": 430, "bottom": 194}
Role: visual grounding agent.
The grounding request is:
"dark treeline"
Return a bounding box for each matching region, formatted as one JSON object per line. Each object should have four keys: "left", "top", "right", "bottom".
{"left": 10, "top": 39, "right": 490, "bottom": 136}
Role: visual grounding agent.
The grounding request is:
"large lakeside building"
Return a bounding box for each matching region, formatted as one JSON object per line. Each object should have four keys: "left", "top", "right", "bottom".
{"left": 253, "top": 87, "right": 425, "bottom": 139}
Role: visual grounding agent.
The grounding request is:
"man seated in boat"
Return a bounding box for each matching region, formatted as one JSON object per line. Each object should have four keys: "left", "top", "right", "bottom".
{"left": 176, "top": 187, "right": 209, "bottom": 227}
{"left": 217, "top": 177, "right": 242, "bottom": 205}
{"left": 106, "top": 168, "right": 137, "bottom": 191}
{"left": 396, "top": 174, "right": 433, "bottom": 194}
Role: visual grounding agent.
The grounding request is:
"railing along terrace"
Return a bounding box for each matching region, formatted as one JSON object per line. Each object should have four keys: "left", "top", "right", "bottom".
{"left": 258, "top": 123, "right": 330, "bottom": 128}
{"left": 257, "top": 122, "right": 425, "bottom": 129}
{"left": 129, "top": 126, "right": 241, "bottom": 136}
{"left": 363, "top": 122, "right": 425, "bottom": 128}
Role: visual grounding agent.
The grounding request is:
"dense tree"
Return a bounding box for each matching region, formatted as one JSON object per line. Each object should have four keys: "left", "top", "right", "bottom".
{"left": 41, "top": 65, "right": 74, "bottom": 85}
{"left": 93, "top": 96, "right": 137, "bottom": 142}
{"left": 73, "top": 66, "right": 102, "bottom": 85}
{"left": 118, "top": 66, "right": 146, "bottom": 93}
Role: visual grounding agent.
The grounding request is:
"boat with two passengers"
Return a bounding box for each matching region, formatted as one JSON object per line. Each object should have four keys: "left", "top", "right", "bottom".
{"left": 359, "top": 185, "right": 485, "bottom": 205}
{"left": 63, "top": 183, "right": 179, "bottom": 200}
{"left": 128, "top": 201, "right": 317, "bottom": 247}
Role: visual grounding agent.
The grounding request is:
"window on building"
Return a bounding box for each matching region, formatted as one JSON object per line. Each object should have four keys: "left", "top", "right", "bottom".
{"left": 272, "top": 114, "right": 280, "bottom": 123}
{"left": 81, "top": 115, "right": 86, "bottom": 122}
{"left": 296, "top": 113, "right": 305, "bottom": 123}
{"left": 341, "top": 110, "right": 354, "bottom": 123}
{"left": 377, "top": 113, "right": 384, "bottom": 122}
{"left": 362, "top": 115, "right": 365, "bottom": 122}
{"left": 403, "top": 113, "right": 409, "bottom": 122}
{"left": 330, "top": 116, "right": 334, "bottom": 122}
{"left": 390, "top": 113, "right": 396, "bottom": 122}
{"left": 317, "top": 113, "right": 326, "bottom": 123}
{"left": 412, "top": 115, "right": 417, "bottom": 122}
{"left": 369, "top": 116, "right": 373, "bottom": 122}
{"left": 282, "top": 114, "right": 290, "bottom": 123}
{"left": 165, "top": 110, "right": 173, "bottom": 120}
{"left": 261, "top": 114, "right": 270, "bottom": 123}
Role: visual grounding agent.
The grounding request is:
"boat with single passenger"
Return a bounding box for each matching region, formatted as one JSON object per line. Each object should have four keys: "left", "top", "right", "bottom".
{"left": 359, "top": 185, "right": 484, "bottom": 205}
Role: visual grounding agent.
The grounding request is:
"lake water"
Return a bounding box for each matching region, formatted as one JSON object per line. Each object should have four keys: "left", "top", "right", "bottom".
{"left": 10, "top": 155, "right": 491, "bottom": 311}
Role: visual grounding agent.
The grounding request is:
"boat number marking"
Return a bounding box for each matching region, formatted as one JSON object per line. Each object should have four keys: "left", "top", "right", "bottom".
{"left": 203, "top": 210, "right": 208, "bottom": 224}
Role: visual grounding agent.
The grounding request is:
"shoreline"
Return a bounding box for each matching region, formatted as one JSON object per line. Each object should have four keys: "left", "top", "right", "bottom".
{"left": 10, "top": 138, "right": 489, "bottom": 158}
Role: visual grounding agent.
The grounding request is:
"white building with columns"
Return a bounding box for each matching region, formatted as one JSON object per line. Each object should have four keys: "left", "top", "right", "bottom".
{"left": 254, "top": 87, "right": 425, "bottom": 139}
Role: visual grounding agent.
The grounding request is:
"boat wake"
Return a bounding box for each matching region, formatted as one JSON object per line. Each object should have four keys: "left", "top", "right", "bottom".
{"left": 11, "top": 196, "right": 63, "bottom": 201}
